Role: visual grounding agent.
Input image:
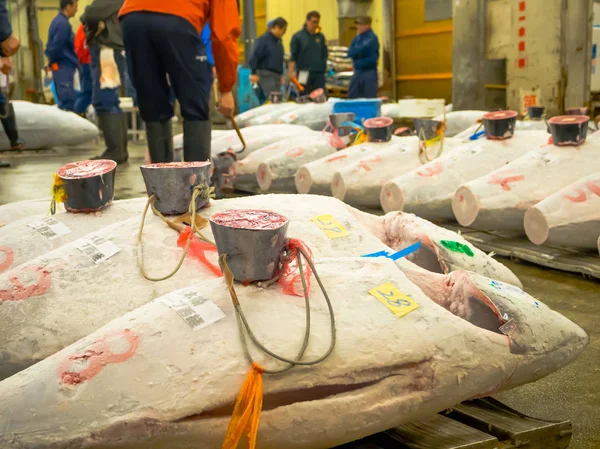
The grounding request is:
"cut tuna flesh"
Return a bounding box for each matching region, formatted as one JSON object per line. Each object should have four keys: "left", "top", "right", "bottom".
{"left": 0, "top": 255, "right": 587, "bottom": 449}
{"left": 380, "top": 131, "right": 549, "bottom": 221}
{"left": 210, "top": 124, "right": 311, "bottom": 159}
{"left": 349, "top": 207, "right": 522, "bottom": 287}
{"left": 0, "top": 198, "right": 144, "bottom": 273}
{"left": 332, "top": 137, "right": 461, "bottom": 209}
{"left": 0, "top": 197, "right": 52, "bottom": 226}
{"left": 453, "top": 136, "right": 600, "bottom": 231}
{"left": 275, "top": 102, "right": 332, "bottom": 130}
{"left": 433, "top": 110, "right": 486, "bottom": 137}
{"left": 295, "top": 138, "right": 402, "bottom": 196}
{"left": 0, "top": 101, "right": 98, "bottom": 151}
{"left": 524, "top": 173, "right": 600, "bottom": 248}
{"left": 0, "top": 194, "right": 518, "bottom": 380}
{"left": 245, "top": 103, "right": 302, "bottom": 127}
{"left": 233, "top": 133, "right": 324, "bottom": 193}
{"left": 256, "top": 139, "right": 337, "bottom": 192}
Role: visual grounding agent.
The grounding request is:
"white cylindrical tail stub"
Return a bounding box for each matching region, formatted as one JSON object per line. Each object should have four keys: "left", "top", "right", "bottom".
{"left": 524, "top": 173, "right": 600, "bottom": 248}
{"left": 452, "top": 139, "right": 600, "bottom": 231}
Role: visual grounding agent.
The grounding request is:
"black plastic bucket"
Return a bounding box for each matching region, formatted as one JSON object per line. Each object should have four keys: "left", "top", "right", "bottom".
{"left": 57, "top": 159, "right": 116, "bottom": 213}
{"left": 548, "top": 115, "right": 589, "bottom": 146}
{"left": 210, "top": 209, "right": 289, "bottom": 282}
{"left": 482, "top": 110, "right": 518, "bottom": 140}
{"left": 140, "top": 161, "right": 212, "bottom": 215}
{"left": 364, "top": 117, "right": 394, "bottom": 142}
{"left": 527, "top": 106, "right": 545, "bottom": 121}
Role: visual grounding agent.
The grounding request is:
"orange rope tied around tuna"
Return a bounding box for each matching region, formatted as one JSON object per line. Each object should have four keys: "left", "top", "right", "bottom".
{"left": 222, "top": 362, "right": 265, "bottom": 449}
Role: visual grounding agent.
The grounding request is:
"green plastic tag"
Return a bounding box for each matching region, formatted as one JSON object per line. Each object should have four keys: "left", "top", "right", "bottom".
{"left": 440, "top": 240, "right": 474, "bottom": 257}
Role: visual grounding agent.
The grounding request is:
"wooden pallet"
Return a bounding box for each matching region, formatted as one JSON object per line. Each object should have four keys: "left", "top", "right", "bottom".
{"left": 335, "top": 398, "right": 572, "bottom": 449}
{"left": 442, "top": 225, "right": 600, "bottom": 281}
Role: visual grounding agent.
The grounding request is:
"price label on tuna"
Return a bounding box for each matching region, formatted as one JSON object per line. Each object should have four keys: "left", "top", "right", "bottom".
{"left": 369, "top": 282, "right": 419, "bottom": 318}
{"left": 160, "top": 287, "right": 226, "bottom": 331}
{"left": 311, "top": 214, "right": 350, "bottom": 239}
{"left": 28, "top": 217, "right": 71, "bottom": 240}
{"left": 77, "top": 235, "right": 121, "bottom": 264}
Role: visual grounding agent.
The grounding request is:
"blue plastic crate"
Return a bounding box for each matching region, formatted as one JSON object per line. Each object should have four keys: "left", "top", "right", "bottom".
{"left": 331, "top": 98, "right": 382, "bottom": 124}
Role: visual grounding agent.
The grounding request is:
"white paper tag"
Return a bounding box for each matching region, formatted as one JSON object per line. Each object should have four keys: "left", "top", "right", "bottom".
{"left": 298, "top": 70, "right": 309, "bottom": 85}
{"left": 160, "top": 287, "right": 226, "bottom": 331}
{"left": 28, "top": 217, "right": 71, "bottom": 240}
{"left": 77, "top": 235, "right": 121, "bottom": 264}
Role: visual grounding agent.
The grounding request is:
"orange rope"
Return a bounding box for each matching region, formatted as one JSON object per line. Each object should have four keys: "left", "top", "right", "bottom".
{"left": 222, "top": 362, "right": 265, "bottom": 449}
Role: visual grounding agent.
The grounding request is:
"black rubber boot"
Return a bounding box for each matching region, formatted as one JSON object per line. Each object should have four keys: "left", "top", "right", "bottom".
{"left": 1, "top": 103, "right": 24, "bottom": 150}
{"left": 146, "top": 120, "right": 173, "bottom": 163}
{"left": 92, "top": 113, "right": 128, "bottom": 164}
{"left": 183, "top": 120, "right": 211, "bottom": 162}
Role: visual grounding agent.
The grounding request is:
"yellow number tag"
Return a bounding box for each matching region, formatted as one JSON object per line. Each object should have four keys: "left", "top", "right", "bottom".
{"left": 369, "top": 282, "right": 419, "bottom": 318}
{"left": 311, "top": 214, "right": 350, "bottom": 239}
{"left": 425, "top": 135, "right": 442, "bottom": 147}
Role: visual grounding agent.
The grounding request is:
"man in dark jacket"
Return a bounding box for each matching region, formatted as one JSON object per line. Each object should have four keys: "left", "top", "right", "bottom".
{"left": 249, "top": 17, "right": 287, "bottom": 103}
{"left": 45, "top": 0, "right": 79, "bottom": 111}
{"left": 347, "top": 16, "right": 379, "bottom": 98}
{"left": 0, "top": 0, "right": 23, "bottom": 167}
{"left": 81, "top": 0, "right": 128, "bottom": 163}
{"left": 289, "top": 11, "right": 327, "bottom": 95}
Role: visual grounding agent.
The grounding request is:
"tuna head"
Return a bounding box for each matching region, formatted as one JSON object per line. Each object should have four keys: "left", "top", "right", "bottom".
{"left": 349, "top": 207, "right": 523, "bottom": 288}
{"left": 398, "top": 259, "right": 589, "bottom": 395}
{"left": 0, "top": 257, "right": 588, "bottom": 449}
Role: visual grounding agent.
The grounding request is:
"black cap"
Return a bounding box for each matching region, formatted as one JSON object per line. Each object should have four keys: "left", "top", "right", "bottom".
{"left": 355, "top": 16, "right": 372, "bottom": 25}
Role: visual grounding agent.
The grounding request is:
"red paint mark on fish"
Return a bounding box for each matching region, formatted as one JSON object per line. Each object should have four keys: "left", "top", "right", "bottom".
{"left": 210, "top": 209, "right": 289, "bottom": 230}
{"left": 563, "top": 180, "right": 600, "bottom": 203}
{"left": 518, "top": 16, "right": 525, "bottom": 21}
{"left": 0, "top": 247, "right": 14, "bottom": 273}
{"left": 518, "top": 27, "right": 525, "bottom": 37}
{"left": 58, "top": 329, "right": 139, "bottom": 385}
{"left": 518, "top": 58, "right": 526, "bottom": 68}
{"left": 326, "top": 153, "right": 348, "bottom": 163}
{"left": 286, "top": 147, "right": 304, "bottom": 157}
{"left": 58, "top": 160, "right": 116, "bottom": 179}
{"left": 417, "top": 162, "right": 443, "bottom": 177}
{"left": 0, "top": 266, "right": 51, "bottom": 301}
{"left": 488, "top": 174, "right": 525, "bottom": 191}
{"left": 518, "top": 41, "right": 525, "bottom": 51}
{"left": 519, "top": 1, "right": 525, "bottom": 11}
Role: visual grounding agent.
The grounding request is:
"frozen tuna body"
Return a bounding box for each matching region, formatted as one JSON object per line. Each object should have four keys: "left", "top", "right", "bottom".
{"left": 173, "top": 130, "right": 230, "bottom": 154}
{"left": 0, "top": 101, "right": 98, "bottom": 150}
{"left": 256, "top": 138, "right": 337, "bottom": 192}
{"left": 0, "top": 198, "right": 145, "bottom": 273}
{"left": 234, "top": 103, "right": 296, "bottom": 127}
{"left": 350, "top": 207, "right": 521, "bottom": 287}
{"left": 524, "top": 173, "right": 600, "bottom": 248}
{"left": 0, "top": 198, "right": 52, "bottom": 226}
{"left": 332, "top": 137, "right": 460, "bottom": 208}
{"left": 380, "top": 131, "right": 549, "bottom": 220}
{"left": 453, "top": 136, "right": 600, "bottom": 231}
{"left": 0, "top": 194, "right": 518, "bottom": 381}
{"left": 233, "top": 133, "right": 323, "bottom": 192}
{"left": 453, "top": 120, "right": 550, "bottom": 141}
{"left": 433, "top": 110, "right": 486, "bottom": 137}
{"left": 276, "top": 102, "right": 332, "bottom": 130}
{"left": 210, "top": 124, "right": 311, "bottom": 158}
{"left": 0, "top": 256, "right": 587, "bottom": 449}
{"left": 245, "top": 103, "right": 302, "bottom": 127}
{"left": 295, "top": 138, "right": 402, "bottom": 196}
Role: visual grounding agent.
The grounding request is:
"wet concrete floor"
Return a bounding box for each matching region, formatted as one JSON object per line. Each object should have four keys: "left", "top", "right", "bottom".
{"left": 0, "top": 141, "right": 598, "bottom": 448}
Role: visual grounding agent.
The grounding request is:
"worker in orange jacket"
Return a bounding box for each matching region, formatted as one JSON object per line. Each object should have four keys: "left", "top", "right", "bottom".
{"left": 73, "top": 23, "right": 92, "bottom": 115}
{"left": 119, "top": 0, "right": 241, "bottom": 163}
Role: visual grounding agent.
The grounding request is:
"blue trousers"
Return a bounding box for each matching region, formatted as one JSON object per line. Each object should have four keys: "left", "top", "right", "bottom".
{"left": 74, "top": 63, "right": 92, "bottom": 114}
{"left": 348, "top": 69, "right": 378, "bottom": 99}
{"left": 90, "top": 45, "right": 126, "bottom": 114}
{"left": 122, "top": 12, "right": 212, "bottom": 122}
{"left": 53, "top": 66, "right": 76, "bottom": 111}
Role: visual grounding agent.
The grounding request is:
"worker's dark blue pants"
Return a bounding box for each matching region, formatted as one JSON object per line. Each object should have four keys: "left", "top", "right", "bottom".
{"left": 348, "top": 69, "right": 378, "bottom": 99}
{"left": 121, "top": 11, "right": 211, "bottom": 123}
{"left": 74, "top": 63, "right": 92, "bottom": 114}
{"left": 90, "top": 44, "right": 126, "bottom": 114}
{"left": 53, "top": 66, "right": 76, "bottom": 111}
{"left": 300, "top": 71, "right": 325, "bottom": 96}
